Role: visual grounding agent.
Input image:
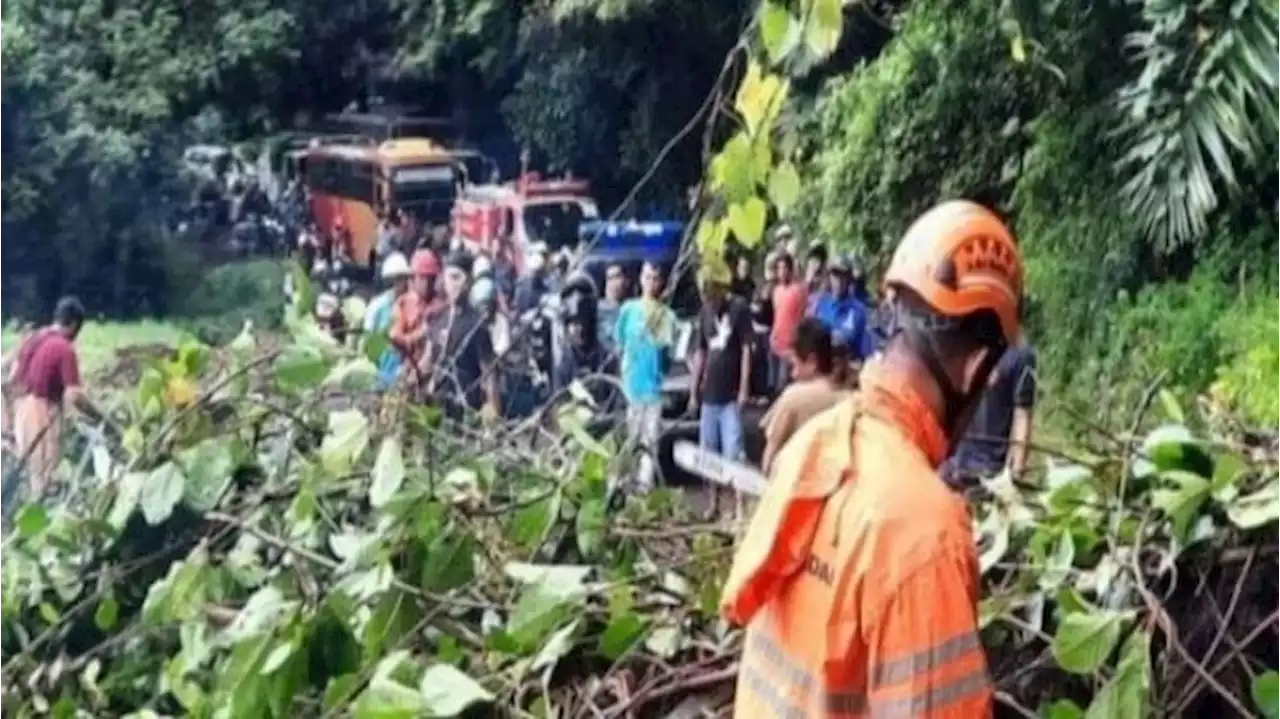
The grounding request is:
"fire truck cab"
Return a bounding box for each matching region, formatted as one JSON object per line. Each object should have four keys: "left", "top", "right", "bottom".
{"left": 452, "top": 174, "right": 600, "bottom": 275}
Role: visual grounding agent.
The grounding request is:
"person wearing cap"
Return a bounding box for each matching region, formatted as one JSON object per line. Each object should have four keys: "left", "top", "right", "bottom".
{"left": 810, "top": 254, "right": 875, "bottom": 366}
{"left": 389, "top": 249, "right": 442, "bottom": 384}
{"left": 724, "top": 200, "right": 1024, "bottom": 718}
{"left": 365, "top": 252, "right": 414, "bottom": 388}
{"left": 688, "top": 262, "right": 754, "bottom": 516}
{"left": 424, "top": 252, "right": 499, "bottom": 420}
{"left": 7, "top": 297, "right": 107, "bottom": 498}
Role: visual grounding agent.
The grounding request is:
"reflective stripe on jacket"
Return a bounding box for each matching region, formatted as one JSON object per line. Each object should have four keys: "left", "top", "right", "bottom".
{"left": 722, "top": 359, "right": 990, "bottom": 718}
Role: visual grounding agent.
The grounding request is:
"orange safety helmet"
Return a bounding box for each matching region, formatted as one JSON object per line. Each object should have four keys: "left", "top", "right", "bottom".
{"left": 884, "top": 200, "right": 1023, "bottom": 344}
{"left": 411, "top": 248, "right": 440, "bottom": 278}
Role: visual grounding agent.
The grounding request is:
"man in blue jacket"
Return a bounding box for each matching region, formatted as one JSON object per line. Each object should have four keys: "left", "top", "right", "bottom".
{"left": 809, "top": 255, "right": 874, "bottom": 362}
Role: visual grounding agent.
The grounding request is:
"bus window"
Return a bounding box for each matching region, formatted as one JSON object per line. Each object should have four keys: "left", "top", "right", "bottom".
{"left": 391, "top": 164, "right": 459, "bottom": 226}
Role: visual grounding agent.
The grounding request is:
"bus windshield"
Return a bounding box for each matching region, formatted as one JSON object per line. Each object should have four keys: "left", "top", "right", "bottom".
{"left": 392, "top": 164, "right": 459, "bottom": 225}
{"left": 523, "top": 200, "right": 597, "bottom": 252}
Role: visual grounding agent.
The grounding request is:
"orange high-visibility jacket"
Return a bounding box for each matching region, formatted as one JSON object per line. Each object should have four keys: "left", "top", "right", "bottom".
{"left": 722, "top": 360, "right": 990, "bottom": 718}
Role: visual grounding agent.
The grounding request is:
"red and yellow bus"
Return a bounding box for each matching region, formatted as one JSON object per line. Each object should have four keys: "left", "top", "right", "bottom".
{"left": 303, "top": 138, "right": 467, "bottom": 268}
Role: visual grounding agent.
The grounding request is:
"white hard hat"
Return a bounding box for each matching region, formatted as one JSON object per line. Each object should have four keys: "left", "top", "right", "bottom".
{"left": 380, "top": 252, "right": 412, "bottom": 279}
{"left": 473, "top": 254, "right": 493, "bottom": 278}
{"left": 316, "top": 293, "right": 339, "bottom": 320}
{"left": 470, "top": 277, "right": 496, "bottom": 307}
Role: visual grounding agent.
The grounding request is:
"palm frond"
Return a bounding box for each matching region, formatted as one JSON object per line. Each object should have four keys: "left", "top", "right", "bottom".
{"left": 1115, "top": 0, "right": 1279, "bottom": 253}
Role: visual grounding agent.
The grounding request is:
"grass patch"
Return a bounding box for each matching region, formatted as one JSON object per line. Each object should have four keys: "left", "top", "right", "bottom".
{"left": 1, "top": 320, "right": 191, "bottom": 375}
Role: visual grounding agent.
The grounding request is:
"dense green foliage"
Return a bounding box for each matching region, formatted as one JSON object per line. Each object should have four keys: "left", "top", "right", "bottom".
{"left": 1, "top": 0, "right": 749, "bottom": 320}
{"left": 785, "top": 0, "right": 1278, "bottom": 428}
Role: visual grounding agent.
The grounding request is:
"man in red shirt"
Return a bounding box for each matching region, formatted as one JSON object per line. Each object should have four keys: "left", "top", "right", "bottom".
{"left": 6, "top": 297, "right": 101, "bottom": 497}
{"left": 769, "top": 253, "right": 807, "bottom": 396}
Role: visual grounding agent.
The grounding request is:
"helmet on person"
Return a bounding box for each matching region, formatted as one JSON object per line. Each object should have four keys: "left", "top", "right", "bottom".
{"left": 560, "top": 271, "right": 599, "bottom": 337}
{"left": 827, "top": 255, "right": 852, "bottom": 275}
{"left": 315, "top": 293, "right": 340, "bottom": 320}
{"left": 884, "top": 200, "right": 1022, "bottom": 344}
{"left": 381, "top": 252, "right": 412, "bottom": 280}
{"left": 411, "top": 249, "right": 440, "bottom": 278}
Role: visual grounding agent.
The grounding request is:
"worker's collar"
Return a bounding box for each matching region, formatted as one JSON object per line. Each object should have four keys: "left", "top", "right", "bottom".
{"left": 848, "top": 358, "right": 949, "bottom": 468}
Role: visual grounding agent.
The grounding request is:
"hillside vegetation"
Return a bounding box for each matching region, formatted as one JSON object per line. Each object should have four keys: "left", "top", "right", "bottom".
{"left": 2, "top": 0, "right": 1276, "bottom": 716}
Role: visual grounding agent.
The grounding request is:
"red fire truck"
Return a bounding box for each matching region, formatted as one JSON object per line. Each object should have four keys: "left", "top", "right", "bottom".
{"left": 452, "top": 174, "right": 600, "bottom": 275}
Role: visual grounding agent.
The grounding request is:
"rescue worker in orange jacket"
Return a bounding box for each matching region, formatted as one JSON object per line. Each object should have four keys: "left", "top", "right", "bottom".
{"left": 722, "top": 200, "right": 1023, "bottom": 718}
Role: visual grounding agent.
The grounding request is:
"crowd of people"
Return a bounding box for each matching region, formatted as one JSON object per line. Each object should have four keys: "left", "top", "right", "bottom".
{"left": 4, "top": 196, "right": 1046, "bottom": 716}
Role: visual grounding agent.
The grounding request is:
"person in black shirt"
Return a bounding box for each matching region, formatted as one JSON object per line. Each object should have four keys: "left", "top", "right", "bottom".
{"left": 687, "top": 269, "right": 753, "bottom": 462}
{"left": 730, "top": 254, "right": 756, "bottom": 302}
{"left": 424, "top": 253, "right": 499, "bottom": 420}
{"left": 943, "top": 342, "right": 1038, "bottom": 488}
{"left": 553, "top": 273, "right": 619, "bottom": 411}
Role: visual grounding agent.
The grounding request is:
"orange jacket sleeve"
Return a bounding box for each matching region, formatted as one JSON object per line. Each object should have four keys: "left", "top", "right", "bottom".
{"left": 862, "top": 544, "right": 991, "bottom": 718}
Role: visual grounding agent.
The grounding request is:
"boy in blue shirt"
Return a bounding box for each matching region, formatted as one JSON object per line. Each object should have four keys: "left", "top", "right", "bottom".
{"left": 614, "top": 261, "right": 675, "bottom": 493}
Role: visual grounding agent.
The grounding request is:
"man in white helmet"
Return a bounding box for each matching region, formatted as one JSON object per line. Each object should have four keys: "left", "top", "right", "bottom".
{"left": 364, "top": 252, "right": 414, "bottom": 388}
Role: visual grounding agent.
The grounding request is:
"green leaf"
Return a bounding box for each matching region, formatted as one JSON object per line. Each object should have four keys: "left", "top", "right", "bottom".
{"left": 1139, "top": 424, "right": 1211, "bottom": 476}
{"left": 598, "top": 614, "right": 650, "bottom": 660}
{"left": 804, "top": 0, "right": 843, "bottom": 58}
{"left": 1085, "top": 629, "right": 1150, "bottom": 719}
{"left": 1226, "top": 479, "right": 1280, "bottom": 529}
{"left": 734, "top": 62, "right": 787, "bottom": 136}
{"left": 758, "top": 2, "right": 798, "bottom": 65}
{"left": 767, "top": 161, "right": 801, "bottom": 215}
{"left": 709, "top": 134, "right": 757, "bottom": 203}
{"left": 1253, "top": 670, "right": 1279, "bottom": 719}
{"left": 727, "top": 197, "right": 767, "bottom": 248}
{"left": 370, "top": 437, "right": 406, "bottom": 508}
{"left": 363, "top": 591, "right": 420, "bottom": 660}
{"left": 274, "top": 346, "right": 331, "bottom": 392}
{"left": 261, "top": 641, "right": 295, "bottom": 675}
{"left": 354, "top": 676, "right": 424, "bottom": 719}
{"left": 319, "top": 409, "right": 370, "bottom": 476}
{"left": 326, "top": 358, "right": 379, "bottom": 393}
{"left": 94, "top": 594, "right": 119, "bottom": 631}
{"left": 576, "top": 498, "right": 607, "bottom": 558}
{"left": 1157, "top": 389, "right": 1185, "bottom": 423}
{"left": 1041, "top": 699, "right": 1085, "bottom": 719}
{"left": 225, "top": 586, "right": 295, "bottom": 642}
{"left": 508, "top": 579, "right": 584, "bottom": 653}
{"left": 1039, "top": 531, "right": 1076, "bottom": 590}
{"left": 1211, "top": 453, "right": 1247, "bottom": 501}
{"left": 15, "top": 504, "right": 50, "bottom": 538}
{"left": 1051, "top": 610, "right": 1127, "bottom": 674}
{"left": 363, "top": 331, "right": 390, "bottom": 365}
{"left": 507, "top": 496, "right": 557, "bottom": 548}
{"left": 175, "top": 437, "right": 237, "bottom": 512}
{"left": 532, "top": 619, "right": 581, "bottom": 672}
{"left": 140, "top": 461, "right": 186, "bottom": 525}
{"left": 420, "top": 532, "right": 478, "bottom": 592}
{"left": 1151, "top": 470, "right": 1211, "bottom": 541}
{"left": 419, "top": 664, "right": 494, "bottom": 717}
{"left": 694, "top": 218, "right": 730, "bottom": 261}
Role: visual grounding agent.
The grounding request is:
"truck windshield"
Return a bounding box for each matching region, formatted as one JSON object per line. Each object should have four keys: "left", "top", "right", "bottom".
{"left": 524, "top": 201, "right": 594, "bottom": 252}
{"left": 393, "top": 164, "right": 459, "bottom": 226}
